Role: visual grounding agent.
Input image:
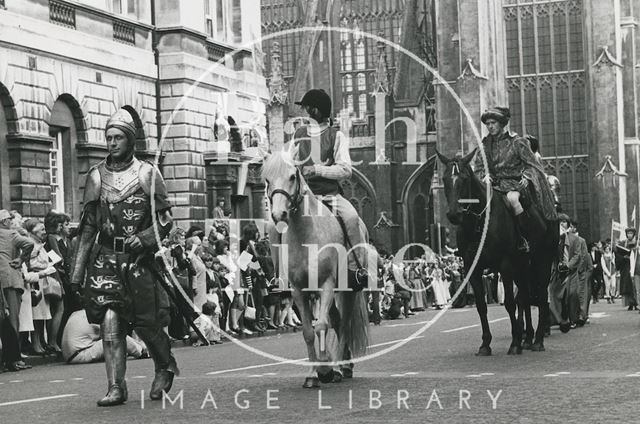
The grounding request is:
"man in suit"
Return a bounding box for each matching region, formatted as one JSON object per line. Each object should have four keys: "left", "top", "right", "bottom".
{"left": 590, "top": 242, "right": 604, "bottom": 304}
{"left": 570, "top": 220, "right": 593, "bottom": 327}
{"left": 549, "top": 214, "right": 582, "bottom": 333}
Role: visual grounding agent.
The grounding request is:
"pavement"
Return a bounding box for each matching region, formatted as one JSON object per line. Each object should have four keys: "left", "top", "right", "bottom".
{"left": 1, "top": 301, "right": 639, "bottom": 424}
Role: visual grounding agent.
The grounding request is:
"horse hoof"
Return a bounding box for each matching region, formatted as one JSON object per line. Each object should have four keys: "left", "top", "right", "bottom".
{"left": 559, "top": 323, "right": 571, "bottom": 334}
{"left": 522, "top": 340, "right": 533, "bottom": 350}
{"left": 341, "top": 367, "right": 353, "bottom": 379}
{"left": 303, "top": 377, "right": 320, "bottom": 389}
{"left": 531, "top": 343, "right": 545, "bottom": 352}
{"left": 332, "top": 370, "right": 343, "bottom": 383}
{"left": 475, "top": 346, "right": 492, "bottom": 356}
{"left": 317, "top": 369, "right": 334, "bottom": 384}
{"left": 507, "top": 346, "right": 521, "bottom": 355}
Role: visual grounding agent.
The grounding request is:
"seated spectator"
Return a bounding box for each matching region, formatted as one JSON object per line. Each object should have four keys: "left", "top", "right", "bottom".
{"left": 61, "top": 310, "right": 147, "bottom": 364}
{"left": 190, "top": 301, "right": 222, "bottom": 346}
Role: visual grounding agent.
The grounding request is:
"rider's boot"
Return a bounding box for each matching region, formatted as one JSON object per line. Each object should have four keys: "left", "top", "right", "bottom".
{"left": 515, "top": 212, "right": 530, "bottom": 253}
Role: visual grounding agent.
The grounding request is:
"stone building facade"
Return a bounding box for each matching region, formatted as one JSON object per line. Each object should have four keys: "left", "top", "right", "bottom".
{"left": 0, "top": 0, "right": 268, "bottom": 226}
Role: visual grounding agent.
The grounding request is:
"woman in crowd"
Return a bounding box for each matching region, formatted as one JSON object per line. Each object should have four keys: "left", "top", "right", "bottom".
{"left": 43, "top": 211, "right": 66, "bottom": 353}
{"left": 23, "top": 219, "right": 55, "bottom": 355}
{"left": 215, "top": 239, "right": 248, "bottom": 334}
{"left": 187, "top": 236, "right": 207, "bottom": 313}
{"left": 602, "top": 243, "right": 616, "bottom": 304}
{"left": 240, "top": 223, "right": 267, "bottom": 332}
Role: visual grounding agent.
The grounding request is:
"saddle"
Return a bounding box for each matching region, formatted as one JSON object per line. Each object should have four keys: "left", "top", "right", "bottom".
{"left": 321, "top": 199, "right": 368, "bottom": 292}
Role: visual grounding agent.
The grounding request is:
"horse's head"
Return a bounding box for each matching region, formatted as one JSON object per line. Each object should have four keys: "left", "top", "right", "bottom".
{"left": 436, "top": 148, "right": 478, "bottom": 225}
{"left": 262, "top": 151, "right": 304, "bottom": 224}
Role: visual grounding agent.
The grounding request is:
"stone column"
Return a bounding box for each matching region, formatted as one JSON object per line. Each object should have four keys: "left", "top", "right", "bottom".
{"left": 266, "top": 42, "right": 289, "bottom": 152}
{"left": 586, "top": 0, "right": 627, "bottom": 236}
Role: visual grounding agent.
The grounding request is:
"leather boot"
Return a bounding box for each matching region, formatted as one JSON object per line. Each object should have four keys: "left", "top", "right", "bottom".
{"left": 150, "top": 368, "right": 176, "bottom": 400}
{"left": 97, "top": 338, "right": 128, "bottom": 407}
{"left": 516, "top": 213, "right": 530, "bottom": 253}
{"left": 136, "top": 326, "right": 179, "bottom": 400}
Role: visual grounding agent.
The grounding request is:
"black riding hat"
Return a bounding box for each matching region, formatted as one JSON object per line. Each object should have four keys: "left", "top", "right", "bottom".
{"left": 295, "top": 89, "right": 332, "bottom": 118}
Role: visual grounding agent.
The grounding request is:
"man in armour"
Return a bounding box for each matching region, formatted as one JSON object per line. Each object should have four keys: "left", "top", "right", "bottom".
{"left": 70, "top": 108, "right": 176, "bottom": 406}
{"left": 476, "top": 107, "right": 558, "bottom": 251}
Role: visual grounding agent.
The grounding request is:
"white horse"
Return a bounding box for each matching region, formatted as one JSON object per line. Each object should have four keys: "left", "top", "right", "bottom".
{"left": 262, "top": 151, "right": 370, "bottom": 387}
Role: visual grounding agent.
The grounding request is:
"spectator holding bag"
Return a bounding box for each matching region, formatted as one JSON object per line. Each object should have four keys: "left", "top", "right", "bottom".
{"left": 22, "top": 218, "right": 59, "bottom": 355}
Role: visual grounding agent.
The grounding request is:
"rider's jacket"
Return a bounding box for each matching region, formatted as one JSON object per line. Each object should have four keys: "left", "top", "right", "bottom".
{"left": 475, "top": 130, "right": 558, "bottom": 221}
{"left": 291, "top": 123, "right": 352, "bottom": 196}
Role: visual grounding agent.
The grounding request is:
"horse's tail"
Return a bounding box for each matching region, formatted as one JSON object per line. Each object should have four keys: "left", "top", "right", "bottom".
{"left": 340, "top": 289, "right": 370, "bottom": 358}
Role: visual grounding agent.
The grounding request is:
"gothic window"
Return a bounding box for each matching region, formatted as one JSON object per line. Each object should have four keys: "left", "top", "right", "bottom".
{"left": 356, "top": 39, "right": 366, "bottom": 70}
{"left": 553, "top": 6, "right": 568, "bottom": 71}
{"left": 537, "top": 6, "right": 552, "bottom": 73}
{"left": 503, "top": 0, "right": 591, "bottom": 237}
{"left": 357, "top": 73, "right": 366, "bottom": 91}
{"left": 555, "top": 78, "right": 571, "bottom": 156}
{"left": 358, "top": 94, "right": 367, "bottom": 120}
{"left": 505, "top": 9, "right": 520, "bottom": 76}
{"left": 540, "top": 79, "right": 555, "bottom": 156}
{"left": 520, "top": 7, "right": 535, "bottom": 74}
{"left": 569, "top": 6, "right": 584, "bottom": 69}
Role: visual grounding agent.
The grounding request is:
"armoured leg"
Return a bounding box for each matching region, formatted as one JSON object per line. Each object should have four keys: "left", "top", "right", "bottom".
{"left": 134, "top": 326, "right": 178, "bottom": 400}
{"left": 97, "top": 309, "right": 127, "bottom": 407}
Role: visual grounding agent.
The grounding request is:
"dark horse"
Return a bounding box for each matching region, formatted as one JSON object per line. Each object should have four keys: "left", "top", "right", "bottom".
{"left": 437, "top": 150, "right": 559, "bottom": 355}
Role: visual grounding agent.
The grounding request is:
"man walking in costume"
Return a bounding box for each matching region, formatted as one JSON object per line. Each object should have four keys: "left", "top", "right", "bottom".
{"left": 70, "top": 108, "right": 176, "bottom": 406}
{"left": 475, "top": 107, "right": 558, "bottom": 252}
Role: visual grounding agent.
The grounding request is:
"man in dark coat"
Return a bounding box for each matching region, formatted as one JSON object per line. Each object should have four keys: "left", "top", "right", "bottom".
{"left": 549, "top": 214, "right": 582, "bottom": 332}
{"left": 590, "top": 242, "right": 604, "bottom": 304}
{"left": 615, "top": 228, "right": 639, "bottom": 311}
{"left": 70, "top": 108, "right": 176, "bottom": 406}
{"left": 570, "top": 221, "right": 592, "bottom": 327}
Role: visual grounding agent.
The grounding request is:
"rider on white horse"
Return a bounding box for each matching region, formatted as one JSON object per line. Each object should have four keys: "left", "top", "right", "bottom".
{"left": 289, "top": 88, "right": 368, "bottom": 274}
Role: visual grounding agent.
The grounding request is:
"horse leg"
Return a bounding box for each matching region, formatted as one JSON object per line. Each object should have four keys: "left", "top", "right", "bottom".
{"left": 470, "top": 272, "right": 492, "bottom": 356}
{"left": 522, "top": 303, "right": 534, "bottom": 350}
{"left": 503, "top": 272, "right": 523, "bottom": 355}
{"left": 532, "top": 259, "right": 553, "bottom": 352}
{"left": 291, "top": 289, "right": 320, "bottom": 388}
{"left": 315, "top": 280, "right": 336, "bottom": 383}
{"left": 328, "top": 299, "right": 345, "bottom": 383}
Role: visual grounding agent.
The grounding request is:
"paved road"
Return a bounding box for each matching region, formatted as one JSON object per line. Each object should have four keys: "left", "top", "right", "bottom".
{"left": 1, "top": 301, "right": 638, "bottom": 424}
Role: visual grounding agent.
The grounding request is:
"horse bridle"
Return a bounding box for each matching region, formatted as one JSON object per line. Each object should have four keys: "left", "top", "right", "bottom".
{"left": 452, "top": 161, "right": 490, "bottom": 219}
{"left": 267, "top": 167, "right": 304, "bottom": 215}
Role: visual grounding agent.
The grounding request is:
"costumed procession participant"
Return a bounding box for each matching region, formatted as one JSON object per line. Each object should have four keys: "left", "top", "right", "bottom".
{"left": 475, "top": 107, "right": 558, "bottom": 252}
{"left": 289, "top": 88, "right": 369, "bottom": 280}
{"left": 548, "top": 214, "right": 581, "bottom": 332}
{"left": 615, "top": 228, "right": 640, "bottom": 311}
{"left": 69, "top": 108, "right": 176, "bottom": 406}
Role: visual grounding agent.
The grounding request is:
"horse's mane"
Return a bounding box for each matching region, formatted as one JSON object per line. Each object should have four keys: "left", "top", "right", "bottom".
{"left": 262, "top": 151, "right": 295, "bottom": 182}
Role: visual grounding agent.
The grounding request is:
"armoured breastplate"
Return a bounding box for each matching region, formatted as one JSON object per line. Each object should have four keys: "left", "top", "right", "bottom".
{"left": 98, "top": 158, "right": 143, "bottom": 203}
